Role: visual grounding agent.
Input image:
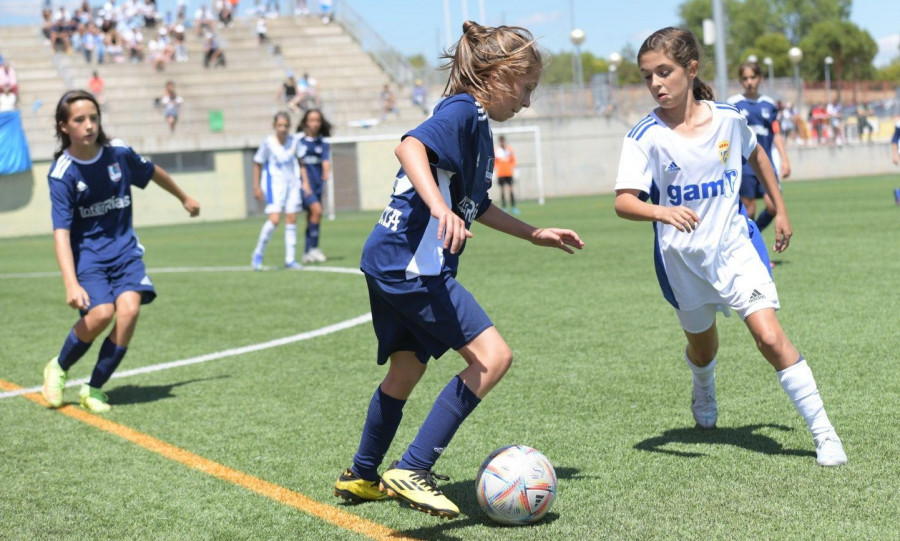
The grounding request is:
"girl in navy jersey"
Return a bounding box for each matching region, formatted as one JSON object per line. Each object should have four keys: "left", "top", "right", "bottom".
{"left": 333, "top": 21, "right": 583, "bottom": 518}
{"left": 726, "top": 61, "right": 791, "bottom": 231}
{"left": 614, "top": 27, "right": 845, "bottom": 466}
{"left": 296, "top": 108, "right": 332, "bottom": 263}
{"left": 42, "top": 90, "right": 200, "bottom": 413}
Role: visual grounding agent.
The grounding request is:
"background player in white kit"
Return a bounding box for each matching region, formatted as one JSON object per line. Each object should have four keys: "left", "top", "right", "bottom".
{"left": 251, "top": 111, "right": 304, "bottom": 270}
{"left": 613, "top": 27, "right": 846, "bottom": 466}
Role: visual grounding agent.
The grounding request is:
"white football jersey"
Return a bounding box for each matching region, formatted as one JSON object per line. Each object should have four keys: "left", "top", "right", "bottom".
{"left": 615, "top": 101, "right": 771, "bottom": 311}
{"left": 253, "top": 134, "right": 302, "bottom": 188}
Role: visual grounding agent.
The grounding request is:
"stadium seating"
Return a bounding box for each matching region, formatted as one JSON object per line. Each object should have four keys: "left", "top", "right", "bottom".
{"left": 3, "top": 16, "right": 424, "bottom": 159}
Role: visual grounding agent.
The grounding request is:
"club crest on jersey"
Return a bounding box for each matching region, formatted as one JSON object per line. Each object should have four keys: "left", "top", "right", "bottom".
{"left": 108, "top": 163, "right": 122, "bottom": 182}
{"left": 717, "top": 140, "right": 730, "bottom": 164}
{"left": 457, "top": 196, "right": 478, "bottom": 224}
{"left": 485, "top": 156, "right": 494, "bottom": 183}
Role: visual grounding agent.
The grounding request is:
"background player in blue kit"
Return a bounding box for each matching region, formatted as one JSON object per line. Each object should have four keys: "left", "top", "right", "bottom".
{"left": 42, "top": 90, "right": 200, "bottom": 413}
{"left": 614, "top": 28, "right": 845, "bottom": 467}
{"left": 727, "top": 61, "right": 791, "bottom": 232}
{"left": 251, "top": 111, "right": 304, "bottom": 270}
{"left": 333, "top": 21, "right": 583, "bottom": 518}
{"left": 296, "top": 108, "right": 332, "bottom": 263}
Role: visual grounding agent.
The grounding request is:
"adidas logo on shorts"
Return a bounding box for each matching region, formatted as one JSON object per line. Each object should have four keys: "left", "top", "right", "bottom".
{"left": 748, "top": 289, "right": 766, "bottom": 304}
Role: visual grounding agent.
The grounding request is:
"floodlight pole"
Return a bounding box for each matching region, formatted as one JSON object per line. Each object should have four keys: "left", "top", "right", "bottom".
{"left": 711, "top": 0, "right": 728, "bottom": 100}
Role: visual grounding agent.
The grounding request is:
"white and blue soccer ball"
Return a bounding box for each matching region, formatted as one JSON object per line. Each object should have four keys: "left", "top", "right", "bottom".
{"left": 475, "top": 445, "right": 557, "bottom": 525}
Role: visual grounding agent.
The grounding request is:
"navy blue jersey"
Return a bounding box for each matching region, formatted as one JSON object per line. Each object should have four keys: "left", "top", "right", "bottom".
{"left": 297, "top": 135, "right": 330, "bottom": 194}
{"left": 727, "top": 93, "right": 778, "bottom": 176}
{"left": 48, "top": 142, "right": 155, "bottom": 273}
{"left": 360, "top": 93, "right": 494, "bottom": 282}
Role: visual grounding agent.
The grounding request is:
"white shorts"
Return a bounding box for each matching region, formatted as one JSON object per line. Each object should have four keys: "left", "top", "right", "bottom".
{"left": 675, "top": 279, "right": 780, "bottom": 334}
{"left": 262, "top": 177, "right": 301, "bottom": 215}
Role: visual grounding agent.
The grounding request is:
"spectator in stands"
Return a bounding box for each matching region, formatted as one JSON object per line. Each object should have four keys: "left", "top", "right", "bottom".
{"left": 159, "top": 80, "right": 183, "bottom": 132}
{"left": 50, "top": 8, "right": 73, "bottom": 53}
{"left": 150, "top": 27, "right": 174, "bottom": 71}
{"left": 203, "top": 31, "right": 226, "bottom": 68}
{"left": 279, "top": 71, "right": 300, "bottom": 111}
{"left": 172, "top": 24, "right": 188, "bottom": 62}
{"left": 296, "top": 72, "right": 319, "bottom": 108}
{"left": 411, "top": 79, "right": 428, "bottom": 115}
{"left": 256, "top": 15, "right": 269, "bottom": 45}
{"left": 176, "top": 0, "right": 187, "bottom": 22}
{"left": 855, "top": 102, "right": 874, "bottom": 144}
{"left": 41, "top": 8, "right": 54, "bottom": 45}
{"left": 219, "top": 2, "right": 234, "bottom": 27}
{"left": 83, "top": 24, "right": 105, "bottom": 64}
{"left": 380, "top": 84, "right": 399, "bottom": 120}
{"left": 295, "top": 0, "right": 309, "bottom": 16}
{"left": 194, "top": 4, "right": 214, "bottom": 37}
{"left": 0, "top": 85, "right": 17, "bottom": 112}
{"left": 105, "top": 29, "right": 125, "bottom": 63}
{"left": 320, "top": 0, "right": 333, "bottom": 23}
{"left": 88, "top": 70, "right": 106, "bottom": 108}
{"left": 826, "top": 98, "right": 843, "bottom": 146}
{"left": 0, "top": 56, "right": 19, "bottom": 97}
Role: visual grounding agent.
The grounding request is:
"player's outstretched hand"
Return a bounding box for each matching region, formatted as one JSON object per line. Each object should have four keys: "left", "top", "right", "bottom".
{"left": 183, "top": 197, "right": 201, "bottom": 217}
{"left": 434, "top": 205, "right": 473, "bottom": 254}
{"left": 659, "top": 206, "right": 701, "bottom": 233}
{"left": 530, "top": 228, "right": 584, "bottom": 254}
{"left": 773, "top": 214, "right": 793, "bottom": 253}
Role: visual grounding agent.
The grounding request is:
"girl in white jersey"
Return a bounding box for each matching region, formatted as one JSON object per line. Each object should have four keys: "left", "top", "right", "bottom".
{"left": 251, "top": 111, "right": 303, "bottom": 270}
{"left": 614, "top": 27, "right": 845, "bottom": 467}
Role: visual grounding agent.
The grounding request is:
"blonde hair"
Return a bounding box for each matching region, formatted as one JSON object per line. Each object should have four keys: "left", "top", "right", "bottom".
{"left": 638, "top": 27, "right": 714, "bottom": 101}
{"left": 441, "top": 21, "right": 543, "bottom": 109}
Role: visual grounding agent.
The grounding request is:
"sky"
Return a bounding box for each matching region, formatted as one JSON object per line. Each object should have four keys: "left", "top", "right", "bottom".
{"left": 345, "top": 0, "right": 900, "bottom": 68}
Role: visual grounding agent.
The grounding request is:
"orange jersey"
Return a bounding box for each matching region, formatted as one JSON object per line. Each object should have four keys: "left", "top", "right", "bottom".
{"left": 494, "top": 144, "right": 516, "bottom": 177}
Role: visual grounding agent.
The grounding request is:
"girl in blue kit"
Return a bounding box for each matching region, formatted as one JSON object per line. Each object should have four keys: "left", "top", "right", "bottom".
{"left": 614, "top": 27, "right": 845, "bottom": 467}
{"left": 333, "top": 21, "right": 583, "bottom": 518}
{"left": 42, "top": 90, "right": 200, "bottom": 413}
{"left": 296, "top": 108, "right": 332, "bottom": 263}
{"left": 726, "top": 61, "right": 791, "bottom": 231}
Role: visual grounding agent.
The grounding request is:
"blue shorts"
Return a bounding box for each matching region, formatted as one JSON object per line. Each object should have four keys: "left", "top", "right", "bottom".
{"left": 78, "top": 255, "right": 156, "bottom": 315}
{"left": 364, "top": 273, "right": 493, "bottom": 365}
{"left": 740, "top": 173, "right": 781, "bottom": 200}
{"left": 302, "top": 190, "right": 322, "bottom": 210}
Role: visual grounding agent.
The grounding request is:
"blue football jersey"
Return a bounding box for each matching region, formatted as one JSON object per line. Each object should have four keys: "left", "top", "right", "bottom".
{"left": 727, "top": 93, "right": 779, "bottom": 176}
{"left": 297, "top": 135, "right": 330, "bottom": 193}
{"left": 360, "top": 93, "right": 495, "bottom": 282}
{"left": 48, "top": 142, "right": 156, "bottom": 272}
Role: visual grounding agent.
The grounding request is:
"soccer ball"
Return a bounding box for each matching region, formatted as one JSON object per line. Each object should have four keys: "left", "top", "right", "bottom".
{"left": 475, "top": 445, "right": 557, "bottom": 525}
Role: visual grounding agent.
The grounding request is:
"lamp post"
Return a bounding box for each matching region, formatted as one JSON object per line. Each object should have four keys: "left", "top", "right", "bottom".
{"left": 747, "top": 54, "right": 758, "bottom": 63}
{"left": 763, "top": 56, "right": 774, "bottom": 93}
{"left": 824, "top": 55, "right": 834, "bottom": 105}
{"left": 608, "top": 52, "right": 622, "bottom": 111}
{"left": 788, "top": 46, "right": 803, "bottom": 111}
{"left": 570, "top": 28, "right": 586, "bottom": 89}
{"left": 570, "top": 28, "right": 586, "bottom": 113}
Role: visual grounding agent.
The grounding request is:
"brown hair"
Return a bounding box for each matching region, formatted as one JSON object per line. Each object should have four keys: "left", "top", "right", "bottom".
{"left": 440, "top": 21, "right": 543, "bottom": 110}
{"left": 738, "top": 61, "right": 762, "bottom": 78}
{"left": 297, "top": 108, "right": 332, "bottom": 138}
{"left": 53, "top": 90, "right": 109, "bottom": 160}
{"left": 638, "top": 27, "right": 714, "bottom": 101}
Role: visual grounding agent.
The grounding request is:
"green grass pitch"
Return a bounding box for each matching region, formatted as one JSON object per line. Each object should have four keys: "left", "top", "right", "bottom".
{"left": 1, "top": 174, "right": 898, "bottom": 540}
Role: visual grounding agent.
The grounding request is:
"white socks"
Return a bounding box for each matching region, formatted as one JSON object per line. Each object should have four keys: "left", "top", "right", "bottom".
{"left": 254, "top": 220, "right": 277, "bottom": 257}
{"left": 684, "top": 353, "right": 716, "bottom": 388}
{"left": 777, "top": 358, "right": 834, "bottom": 440}
{"left": 285, "top": 223, "right": 297, "bottom": 264}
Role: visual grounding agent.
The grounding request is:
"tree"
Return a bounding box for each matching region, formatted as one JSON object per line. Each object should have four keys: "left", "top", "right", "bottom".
{"left": 798, "top": 20, "right": 878, "bottom": 82}
{"left": 742, "top": 32, "right": 793, "bottom": 77}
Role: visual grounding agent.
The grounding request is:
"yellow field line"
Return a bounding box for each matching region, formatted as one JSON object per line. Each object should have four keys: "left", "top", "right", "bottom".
{"left": 0, "top": 379, "right": 420, "bottom": 541}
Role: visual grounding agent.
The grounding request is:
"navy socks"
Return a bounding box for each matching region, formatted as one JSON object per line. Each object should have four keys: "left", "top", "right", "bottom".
{"left": 352, "top": 387, "right": 407, "bottom": 481}
{"left": 88, "top": 337, "right": 128, "bottom": 389}
{"left": 398, "top": 376, "right": 481, "bottom": 472}
{"left": 57, "top": 328, "right": 92, "bottom": 371}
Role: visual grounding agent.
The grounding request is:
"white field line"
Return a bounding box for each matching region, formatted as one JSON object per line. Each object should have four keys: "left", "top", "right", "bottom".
{"left": 0, "top": 313, "right": 372, "bottom": 400}
{"left": 0, "top": 265, "right": 364, "bottom": 279}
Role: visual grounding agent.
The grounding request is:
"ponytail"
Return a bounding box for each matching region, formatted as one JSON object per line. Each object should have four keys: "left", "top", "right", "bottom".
{"left": 693, "top": 78, "right": 715, "bottom": 101}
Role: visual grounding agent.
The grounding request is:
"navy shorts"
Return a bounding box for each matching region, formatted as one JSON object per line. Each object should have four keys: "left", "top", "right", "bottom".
{"left": 364, "top": 273, "right": 493, "bottom": 365}
{"left": 302, "top": 190, "right": 322, "bottom": 210}
{"left": 740, "top": 173, "right": 781, "bottom": 200}
{"left": 78, "top": 255, "right": 157, "bottom": 315}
